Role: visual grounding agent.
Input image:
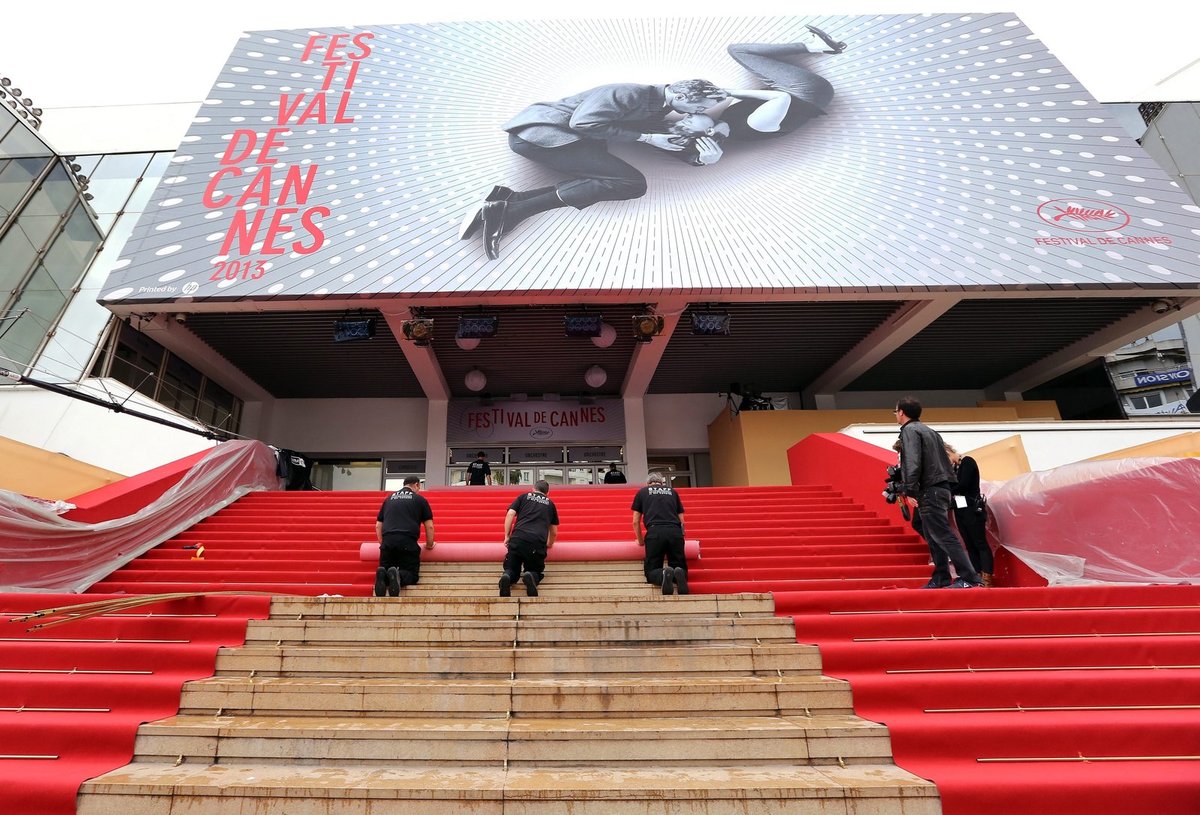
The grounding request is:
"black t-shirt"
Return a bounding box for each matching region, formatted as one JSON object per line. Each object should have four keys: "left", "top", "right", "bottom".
{"left": 508, "top": 491, "right": 559, "bottom": 542}
{"left": 376, "top": 488, "right": 433, "bottom": 538}
{"left": 603, "top": 469, "right": 627, "bottom": 484}
{"left": 467, "top": 459, "right": 491, "bottom": 485}
{"left": 632, "top": 485, "right": 684, "bottom": 529}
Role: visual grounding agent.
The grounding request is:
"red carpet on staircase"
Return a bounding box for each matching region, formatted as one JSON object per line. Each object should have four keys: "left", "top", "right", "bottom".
{"left": 0, "top": 593, "right": 269, "bottom": 815}
{"left": 5, "top": 483, "right": 1198, "bottom": 814}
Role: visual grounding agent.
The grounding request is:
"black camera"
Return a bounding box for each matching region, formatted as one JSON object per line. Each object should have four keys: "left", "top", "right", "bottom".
{"left": 882, "top": 465, "right": 902, "bottom": 504}
{"left": 882, "top": 464, "right": 911, "bottom": 521}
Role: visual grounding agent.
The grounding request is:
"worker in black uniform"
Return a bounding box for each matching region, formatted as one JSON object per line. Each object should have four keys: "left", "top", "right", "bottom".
{"left": 373, "top": 475, "right": 435, "bottom": 597}
{"left": 602, "top": 463, "right": 628, "bottom": 484}
{"left": 467, "top": 451, "right": 493, "bottom": 485}
{"left": 500, "top": 479, "right": 559, "bottom": 597}
{"left": 632, "top": 471, "right": 688, "bottom": 595}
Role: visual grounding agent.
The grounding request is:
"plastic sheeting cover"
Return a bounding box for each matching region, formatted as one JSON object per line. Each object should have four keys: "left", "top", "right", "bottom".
{"left": 987, "top": 456, "right": 1200, "bottom": 586}
{"left": 0, "top": 440, "right": 281, "bottom": 593}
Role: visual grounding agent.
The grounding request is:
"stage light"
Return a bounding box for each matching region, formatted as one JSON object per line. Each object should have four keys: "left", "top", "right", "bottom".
{"left": 333, "top": 317, "right": 376, "bottom": 343}
{"left": 457, "top": 315, "right": 498, "bottom": 339}
{"left": 564, "top": 314, "right": 603, "bottom": 337}
{"left": 632, "top": 314, "right": 664, "bottom": 343}
{"left": 691, "top": 311, "right": 731, "bottom": 336}
{"left": 401, "top": 318, "right": 434, "bottom": 346}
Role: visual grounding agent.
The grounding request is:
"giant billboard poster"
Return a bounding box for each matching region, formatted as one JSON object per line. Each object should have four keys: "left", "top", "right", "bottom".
{"left": 100, "top": 14, "right": 1200, "bottom": 305}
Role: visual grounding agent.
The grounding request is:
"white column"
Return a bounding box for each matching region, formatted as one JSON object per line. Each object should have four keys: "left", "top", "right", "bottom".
{"left": 623, "top": 396, "right": 648, "bottom": 483}
{"left": 424, "top": 398, "right": 449, "bottom": 486}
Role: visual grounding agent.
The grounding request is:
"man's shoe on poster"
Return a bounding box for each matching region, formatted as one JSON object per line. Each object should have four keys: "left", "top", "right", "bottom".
{"left": 460, "top": 185, "right": 514, "bottom": 240}
{"left": 805, "top": 24, "right": 847, "bottom": 53}
{"left": 482, "top": 200, "right": 508, "bottom": 260}
{"left": 521, "top": 571, "right": 538, "bottom": 597}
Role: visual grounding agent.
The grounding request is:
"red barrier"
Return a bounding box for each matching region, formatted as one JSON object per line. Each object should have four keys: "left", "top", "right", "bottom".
{"left": 359, "top": 540, "right": 701, "bottom": 562}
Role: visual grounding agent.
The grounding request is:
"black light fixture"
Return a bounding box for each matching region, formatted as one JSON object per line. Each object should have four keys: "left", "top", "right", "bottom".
{"left": 457, "top": 315, "right": 499, "bottom": 339}
{"left": 333, "top": 313, "right": 376, "bottom": 343}
{"left": 402, "top": 317, "right": 434, "bottom": 346}
{"left": 564, "top": 314, "right": 604, "bottom": 337}
{"left": 691, "top": 311, "right": 731, "bottom": 336}
{"left": 632, "top": 313, "right": 664, "bottom": 343}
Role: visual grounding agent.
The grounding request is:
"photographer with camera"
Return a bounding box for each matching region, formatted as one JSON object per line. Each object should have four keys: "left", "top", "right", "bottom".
{"left": 894, "top": 397, "right": 983, "bottom": 589}
{"left": 946, "top": 443, "right": 993, "bottom": 587}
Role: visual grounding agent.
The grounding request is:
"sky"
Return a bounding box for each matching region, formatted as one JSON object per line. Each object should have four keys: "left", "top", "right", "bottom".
{"left": 6, "top": 1, "right": 1199, "bottom": 153}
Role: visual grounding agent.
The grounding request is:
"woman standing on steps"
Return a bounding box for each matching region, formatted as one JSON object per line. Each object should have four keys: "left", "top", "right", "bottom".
{"left": 946, "top": 444, "right": 994, "bottom": 587}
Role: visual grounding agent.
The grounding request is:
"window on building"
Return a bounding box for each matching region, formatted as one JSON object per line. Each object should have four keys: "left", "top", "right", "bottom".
{"left": 91, "top": 319, "right": 244, "bottom": 434}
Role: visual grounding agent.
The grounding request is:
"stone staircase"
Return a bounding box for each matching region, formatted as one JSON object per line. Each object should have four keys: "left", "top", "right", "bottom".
{"left": 77, "top": 562, "right": 939, "bottom": 814}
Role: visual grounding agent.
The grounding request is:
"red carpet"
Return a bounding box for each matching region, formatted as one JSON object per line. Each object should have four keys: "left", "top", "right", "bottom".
{"left": 5, "top": 483, "right": 1198, "bottom": 814}
{"left": 0, "top": 593, "right": 269, "bottom": 814}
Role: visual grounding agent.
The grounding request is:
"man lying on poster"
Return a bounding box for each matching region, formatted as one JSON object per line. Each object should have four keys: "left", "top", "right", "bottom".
{"left": 665, "top": 26, "right": 847, "bottom": 165}
{"left": 459, "top": 77, "right": 728, "bottom": 260}
{"left": 460, "top": 24, "right": 847, "bottom": 262}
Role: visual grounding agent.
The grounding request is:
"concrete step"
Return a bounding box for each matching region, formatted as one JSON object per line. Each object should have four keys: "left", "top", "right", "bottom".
{"left": 213, "top": 643, "right": 821, "bottom": 679}
{"left": 267, "top": 594, "right": 778, "bottom": 620}
{"left": 78, "top": 763, "right": 939, "bottom": 815}
{"left": 180, "top": 675, "right": 856, "bottom": 717}
{"left": 132, "top": 713, "right": 893, "bottom": 767}
{"left": 243, "top": 616, "right": 799, "bottom": 647}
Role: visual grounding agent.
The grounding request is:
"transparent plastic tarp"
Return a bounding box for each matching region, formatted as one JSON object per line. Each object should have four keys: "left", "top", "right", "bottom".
{"left": 987, "top": 457, "right": 1200, "bottom": 586}
{"left": 0, "top": 440, "right": 281, "bottom": 593}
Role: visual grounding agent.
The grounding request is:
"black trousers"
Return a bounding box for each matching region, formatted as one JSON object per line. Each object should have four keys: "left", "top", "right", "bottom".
{"left": 919, "top": 486, "right": 979, "bottom": 584}
{"left": 509, "top": 133, "right": 648, "bottom": 210}
{"left": 379, "top": 534, "right": 422, "bottom": 586}
{"left": 503, "top": 535, "right": 548, "bottom": 583}
{"left": 643, "top": 526, "right": 686, "bottom": 585}
{"left": 954, "top": 506, "right": 993, "bottom": 573}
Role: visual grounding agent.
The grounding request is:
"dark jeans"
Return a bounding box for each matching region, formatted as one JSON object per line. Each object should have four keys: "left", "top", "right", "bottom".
{"left": 503, "top": 535, "right": 548, "bottom": 583}
{"left": 918, "top": 486, "right": 979, "bottom": 585}
{"left": 643, "top": 526, "right": 687, "bottom": 585}
{"left": 380, "top": 534, "right": 422, "bottom": 586}
{"left": 509, "top": 133, "right": 647, "bottom": 209}
{"left": 954, "top": 506, "right": 994, "bottom": 573}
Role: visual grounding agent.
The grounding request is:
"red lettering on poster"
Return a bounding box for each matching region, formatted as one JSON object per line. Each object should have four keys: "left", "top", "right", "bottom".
{"left": 205, "top": 32, "right": 375, "bottom": 279}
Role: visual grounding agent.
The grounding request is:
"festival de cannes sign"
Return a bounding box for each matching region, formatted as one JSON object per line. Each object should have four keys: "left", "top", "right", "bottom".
{"left": 100, "top": 14, "right": 1200, "bottom": 305}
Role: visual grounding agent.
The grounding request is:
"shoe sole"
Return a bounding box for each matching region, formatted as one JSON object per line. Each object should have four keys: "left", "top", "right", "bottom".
{"left": 387, "top": 568, "right": 401, "bottom": 597}
{"left": 522, "top": 572, "right": 538, "bottom": 598}
{"left": 673, "top": 567, "right": 688, "bottom": 596}
{"left": 373, "top": 568, "right": 387, "bottom": 598}
{"left": 661, "top": 569, "right": 674, "bottom": 595}
{"left": 499, "top": 574, "right": 512, "bottom": 597}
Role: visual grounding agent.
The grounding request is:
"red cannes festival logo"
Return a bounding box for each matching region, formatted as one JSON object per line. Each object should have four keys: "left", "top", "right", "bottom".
{"left": 1037, "top": 198, "right": 1131, "bottom": 232}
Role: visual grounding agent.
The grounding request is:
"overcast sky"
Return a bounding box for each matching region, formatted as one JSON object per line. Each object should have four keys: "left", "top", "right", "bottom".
{"left": 7, "top": 1, "right": 1199, "bottom": 153}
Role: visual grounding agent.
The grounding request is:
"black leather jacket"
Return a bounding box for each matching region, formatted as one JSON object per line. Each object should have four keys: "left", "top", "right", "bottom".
{"left": 899, "top": 420, "right": 957, "bottom": 495}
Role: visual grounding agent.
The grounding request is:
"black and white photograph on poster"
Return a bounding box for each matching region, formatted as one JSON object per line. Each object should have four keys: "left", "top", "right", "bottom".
{"left": 470, "top": 27, "right": 846, "bottom": 261}
{"left": 98, "top": 14, "right": 1200, "bottom": 306}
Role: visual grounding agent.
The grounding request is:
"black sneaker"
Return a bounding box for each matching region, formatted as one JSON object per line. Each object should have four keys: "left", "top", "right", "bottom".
{"left": 522, "top": 571, "right": 538, "bottom": 598}
{"left": 373, "top": 567, "right": 387, "bottom": 597}
{"left": 948, "top": 578, "right": 982, "bottom": 589}
{"left": 921, "top": 580, "right": 949, "bottom": 589}
{"left": 661, "top": 568, "right": 675, "bottom": 596}
{"left": 499, "top": 574, "right": 512, "bottom": 597}
{"left": 673, "top": 567, "right": 689, "bottom": 596}
{"left": 386, "top": 567, "right": 401, "bottom": 597}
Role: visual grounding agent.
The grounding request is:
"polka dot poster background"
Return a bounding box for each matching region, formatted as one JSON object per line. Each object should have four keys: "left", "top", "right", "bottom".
{"left": 101, "top": 14, "right": 1200, "bottom": 305}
